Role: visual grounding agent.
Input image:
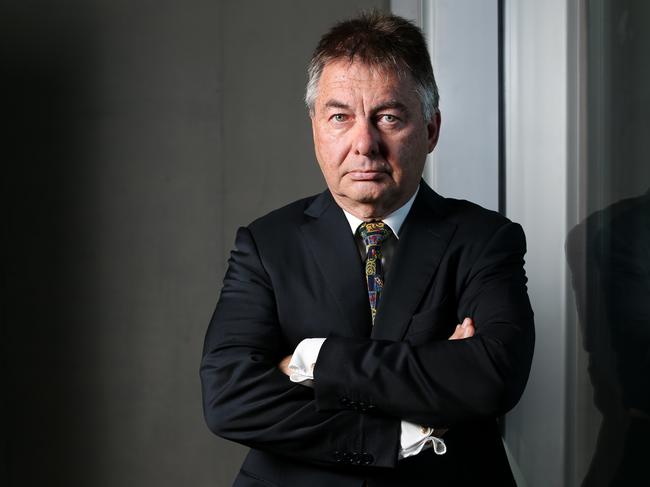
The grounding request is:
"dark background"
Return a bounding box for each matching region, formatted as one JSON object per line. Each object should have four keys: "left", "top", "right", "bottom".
{"left": 2, "top": 1, "right": 386, "bottom": 485}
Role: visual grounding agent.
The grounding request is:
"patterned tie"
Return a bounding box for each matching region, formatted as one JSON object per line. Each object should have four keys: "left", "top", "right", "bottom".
{"left": 357, "top": 221, "right": 392, "bottom": 323}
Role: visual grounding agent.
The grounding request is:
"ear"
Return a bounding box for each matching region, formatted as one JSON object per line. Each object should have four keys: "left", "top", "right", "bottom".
{"left": 426, "top": 110, "right": 441, "bottom": 153}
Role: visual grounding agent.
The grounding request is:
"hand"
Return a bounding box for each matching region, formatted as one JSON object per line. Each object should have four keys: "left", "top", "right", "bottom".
{"left": 448, "top": 317, "right": 475, "bottom": 340}
{"left": 278, "top": 354, "right": 292, "bottom": 376}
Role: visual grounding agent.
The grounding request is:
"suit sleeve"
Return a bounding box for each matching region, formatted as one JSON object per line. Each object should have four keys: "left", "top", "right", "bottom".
{"left": 313, "top": 222, "right": 535, "bottom": 427}
{"left": 200, "top": 226, "right": 401, "bottom": 467}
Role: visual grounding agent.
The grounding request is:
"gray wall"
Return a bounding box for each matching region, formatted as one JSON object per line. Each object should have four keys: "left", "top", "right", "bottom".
{"left": 2, "top": 1, "right": 387, "bottom": 486}
{"left": 391, "top": 0, "right": 500, "bottom": 212}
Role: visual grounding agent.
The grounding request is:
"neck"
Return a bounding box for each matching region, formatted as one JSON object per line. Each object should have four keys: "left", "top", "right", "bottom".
{"left": 332, "top": 192, "right": 413, "bottom": 221}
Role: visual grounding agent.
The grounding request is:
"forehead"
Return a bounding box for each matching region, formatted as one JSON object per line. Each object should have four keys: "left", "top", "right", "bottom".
{"left": 317, "top": 59, "right": 417, "bottom": 106}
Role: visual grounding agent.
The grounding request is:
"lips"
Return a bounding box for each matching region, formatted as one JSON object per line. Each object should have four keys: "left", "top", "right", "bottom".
{"left": 347, "top": 169, "right": 388, "bottom": 181}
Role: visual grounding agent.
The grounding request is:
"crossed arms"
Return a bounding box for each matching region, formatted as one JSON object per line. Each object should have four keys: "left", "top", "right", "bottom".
{"left": 200, "top": 221, "right": 535, "bottom": 468}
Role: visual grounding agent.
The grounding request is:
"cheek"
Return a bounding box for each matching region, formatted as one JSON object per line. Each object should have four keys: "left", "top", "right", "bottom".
{"left": 317, "top": 132, "right": 350, "bottom": 168}
{"left": 318, "top": 160, "right": 340, "bottom": 184}
{"left": 386, "top": 138, "right": 413, "bottom": 169}
{"left": 315, "top": 141, "right": 343, "bottom": 185}
{"left": 390, "top": 133, "right": 427, "bottom": 174}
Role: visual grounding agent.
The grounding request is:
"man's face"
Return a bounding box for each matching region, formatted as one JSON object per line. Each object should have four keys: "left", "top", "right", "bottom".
{"left": 311, "top": 59, "right": 440, "bottom": 218}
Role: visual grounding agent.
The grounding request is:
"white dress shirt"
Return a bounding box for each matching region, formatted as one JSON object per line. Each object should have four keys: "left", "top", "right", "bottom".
{"left": 288, "top": 188, "right": 447, "bottom": 459}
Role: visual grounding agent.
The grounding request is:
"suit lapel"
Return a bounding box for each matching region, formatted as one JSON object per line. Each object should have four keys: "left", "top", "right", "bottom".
{"left": 372, "top": 183, "right": 457, "bottom": 341}
{"left": 300, "top": 190, "right": 372, "bottom": 337}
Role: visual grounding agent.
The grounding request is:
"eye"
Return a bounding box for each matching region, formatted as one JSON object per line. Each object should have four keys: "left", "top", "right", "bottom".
{"left": 380, "top": 114, "right": 398, "bottom": 123}
{"left": 331, "top": 114, "right": 348, "bottom": 123}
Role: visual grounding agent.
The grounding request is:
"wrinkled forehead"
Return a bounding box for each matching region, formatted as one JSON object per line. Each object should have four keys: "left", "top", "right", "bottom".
{"left": 321, "top": 57, "right": 412, "bottom": 84}
{"left": 316, "top": 59, "right": 417, "bottom": 105}
{"left": 318, "top": 60, "right": 415, "bottom": 98}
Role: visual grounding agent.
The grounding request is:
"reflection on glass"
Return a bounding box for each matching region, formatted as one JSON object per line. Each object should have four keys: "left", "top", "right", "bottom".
{"left": 568, "top": 191, "right": 649, "bottom": 486}
{"left": 566, "top": 1, "right": 649, "bottom": 485}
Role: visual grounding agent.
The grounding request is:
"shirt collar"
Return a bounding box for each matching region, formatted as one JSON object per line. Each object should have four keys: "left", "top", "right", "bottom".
{"left": 341, "top": 187, "right": 419, "bottom": 239}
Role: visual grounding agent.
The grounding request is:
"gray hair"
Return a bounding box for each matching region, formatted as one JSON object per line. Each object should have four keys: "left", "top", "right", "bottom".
{"left": 305, "top": 11, "right": 439, "bottom": 122}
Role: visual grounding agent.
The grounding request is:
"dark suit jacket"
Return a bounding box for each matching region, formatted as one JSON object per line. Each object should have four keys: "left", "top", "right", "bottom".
{"left": 201, "top": 181, "right": 535, "bottom": 486}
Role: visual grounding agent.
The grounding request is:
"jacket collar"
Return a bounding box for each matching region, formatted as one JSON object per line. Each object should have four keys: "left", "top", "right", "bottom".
{"left": 301, "top": 190, "right": 372, "bottom": 336}
{"left": 371, "top": 182, "right": 457, "bottom": 340}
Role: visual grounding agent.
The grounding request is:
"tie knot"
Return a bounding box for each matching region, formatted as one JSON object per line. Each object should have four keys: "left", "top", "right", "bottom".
{"left": 357, "top": 221, "right": 392, "bottom": 250}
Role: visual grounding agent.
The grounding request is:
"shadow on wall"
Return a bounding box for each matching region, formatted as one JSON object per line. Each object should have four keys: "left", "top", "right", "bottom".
{"left": 3, "top": 4, "right": 103, "bottom": 485}
{"left": 2, "top": 1, "right": 390, "bottom": 486}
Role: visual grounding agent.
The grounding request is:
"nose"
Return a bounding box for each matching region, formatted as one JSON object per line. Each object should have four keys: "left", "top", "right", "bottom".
{"left": 352, "top": 119, "right": 380, "bottom": 157}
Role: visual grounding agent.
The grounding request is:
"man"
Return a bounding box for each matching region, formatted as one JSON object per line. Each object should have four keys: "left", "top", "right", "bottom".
{"left": 201, "top": 12, "right": 534, "bottom": 486}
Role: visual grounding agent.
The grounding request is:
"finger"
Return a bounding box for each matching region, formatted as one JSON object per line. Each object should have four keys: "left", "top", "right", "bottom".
{"left": 277, "top": 355, "right": 292, "bottom": 375}
{"left": 460, "top": 318, "right": 475, "bottom": 338}
{"left": 448, "top": 318, "right": 475, "bottom": 340}
{"left": 448, "top": 324, "right": 466, "bottom": 340}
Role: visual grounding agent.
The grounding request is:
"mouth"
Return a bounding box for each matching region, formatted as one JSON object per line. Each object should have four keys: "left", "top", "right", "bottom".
{"left": 347, "top": 169, "right": 388, "bottom": 181}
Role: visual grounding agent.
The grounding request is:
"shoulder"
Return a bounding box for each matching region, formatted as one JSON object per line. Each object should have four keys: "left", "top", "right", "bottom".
{"left": 416, "top": 186, "right": 527, "bottom": 260}
{"left": 445, "top": 198, "right": 526, "bottom": 254}
{"left": 444, "top": 198, "right": 513, "bottom": 234}
{"left": 243, "top": 191, "right": 334, "bottom": 255}
{"left": 247, "top": 192, "right": 322, "bottom": 234}
{"left": 236, "top": 191, "right": 334, "bottom": 274}
{"left": 418, "top": 183, "right": 518, "bottom": 239}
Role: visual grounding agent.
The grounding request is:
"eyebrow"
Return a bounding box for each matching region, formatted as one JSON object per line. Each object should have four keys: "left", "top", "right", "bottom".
{"left": 373, "top": 100, "right": 408, "bottom": 113}
{"left": 324, "top": 99, "right": 350, "bottom": 110}
{"left": 323, "top": 99, "right": 409, "bottom": 113}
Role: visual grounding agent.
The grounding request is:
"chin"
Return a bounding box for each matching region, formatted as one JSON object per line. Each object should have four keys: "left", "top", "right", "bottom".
{"left": 346, "top": 181, "right": 392, "bottom": 202}
{"left": 347, "top": 191, "right": 397, "bottom": 210}
{"left": 347, "top": 189, "right": 384, "bottom": 204}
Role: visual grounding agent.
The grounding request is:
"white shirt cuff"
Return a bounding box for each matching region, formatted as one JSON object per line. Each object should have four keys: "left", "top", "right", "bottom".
{"left": 288, "top": 338, "right": 326, "bottom": 383}
{"left": 399, "top": 421, "right": 447, "bottom": 459}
